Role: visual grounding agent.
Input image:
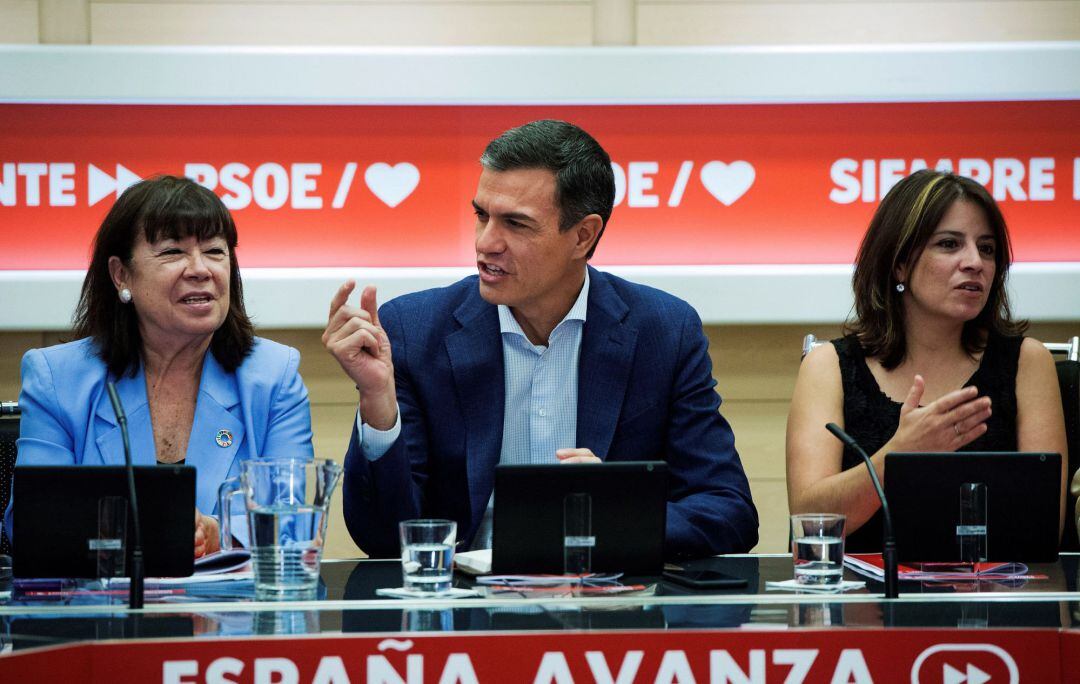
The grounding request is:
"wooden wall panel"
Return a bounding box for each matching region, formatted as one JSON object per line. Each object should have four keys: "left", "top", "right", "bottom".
{"left": 89, "top": 1, "right": 593, "bottom": 45}
{"left": 637, "top": 1, "right": 1080, "bottom": 46}
{"left": 0, "top": 0, "right": 39, "bottom": 42}
{"left": 310, "top": 402, "right": 363, "bottom": 559}
{"left": 1026, "top": 322, "right": 1080, "bottom": 347}
{"left": 747, "top": 477, "right": 788, "bottom": 553}
{"left": 708, "top": 324, "right": 844, "bottom": 401}
{"left": 16, "top": 0, "right": 1080, "bottom": 47}
{"left": 0, "top": 333, "right": 45, "bottom": 401}
{"left": 723, "top": 400, "right": 787, "bottom": 481}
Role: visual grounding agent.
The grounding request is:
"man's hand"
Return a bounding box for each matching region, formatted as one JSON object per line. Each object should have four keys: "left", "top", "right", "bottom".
{"left": 194, "top": 509, "right": 221, "bottom": 558}
{"left": 556, "top": 448, "right": 602, "bottom": 464}
{"left": 322, "top": 281, "right": 398, "bottom": 429}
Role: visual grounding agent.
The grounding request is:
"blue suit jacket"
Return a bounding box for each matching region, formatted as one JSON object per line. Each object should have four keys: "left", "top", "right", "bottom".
{"left": 6, "top": 336, "right": 314, "bottom": 541}
{"left": 343, "top": 267, "right": 758, "bottom": 558}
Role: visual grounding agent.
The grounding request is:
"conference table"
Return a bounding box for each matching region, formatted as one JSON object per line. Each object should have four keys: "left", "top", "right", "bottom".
{"left": 2, "top": 553, "right": 1079, "bottom": 682}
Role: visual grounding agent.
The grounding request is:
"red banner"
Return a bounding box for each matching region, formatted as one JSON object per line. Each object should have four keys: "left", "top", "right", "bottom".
{"left": 0, "top": 628, "right": 1071, "bottom": 683}
{"left": 1, "top": 102, "right": 1078, "bottom": 270}
{"left": 1062, "top": 629, "right": 1080, "bottom": 678}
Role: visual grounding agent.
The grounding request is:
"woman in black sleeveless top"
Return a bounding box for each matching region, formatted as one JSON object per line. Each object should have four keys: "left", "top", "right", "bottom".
{"left": 786, "top": 170, "right": 1067, "bottom": 550}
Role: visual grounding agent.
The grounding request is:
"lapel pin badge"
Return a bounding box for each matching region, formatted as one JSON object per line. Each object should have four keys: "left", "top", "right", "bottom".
{"left": 215, "top": 429, "right": 233, "bottom": 448}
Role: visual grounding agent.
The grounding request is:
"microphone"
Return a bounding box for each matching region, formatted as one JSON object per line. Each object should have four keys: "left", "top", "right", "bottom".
{"left": 825, "top": 423, "right": 899, "bottom": 599}
{"left": 106, "top": 382, "right": 145, "bottom": 609}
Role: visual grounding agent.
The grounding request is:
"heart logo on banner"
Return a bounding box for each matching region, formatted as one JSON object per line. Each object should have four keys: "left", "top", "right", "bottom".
{"left": 364, "top": 162, "right": 420, "bottom": 208}
{"left": 700, "top": 161, "right": 756, "bottom": 206}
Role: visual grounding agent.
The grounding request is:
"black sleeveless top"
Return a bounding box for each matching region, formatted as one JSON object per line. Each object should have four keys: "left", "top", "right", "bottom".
{"left": 833, "top": 332, "right": 1022, "bottom": 552}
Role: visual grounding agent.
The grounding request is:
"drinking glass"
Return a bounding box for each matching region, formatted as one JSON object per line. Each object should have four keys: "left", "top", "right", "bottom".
{"left": 791, "top": 513, "right": 846, "bottom": 585}
{"left": 399, "top": 519, "right": 456, "bottom": 595}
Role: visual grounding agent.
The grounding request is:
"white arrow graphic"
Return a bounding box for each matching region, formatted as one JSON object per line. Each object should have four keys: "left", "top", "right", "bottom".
{"left": 88, "top": 163, "right": 141, "bottom": 206}
{"left": 944, "top": 662, "right": 991, "bottom": 684}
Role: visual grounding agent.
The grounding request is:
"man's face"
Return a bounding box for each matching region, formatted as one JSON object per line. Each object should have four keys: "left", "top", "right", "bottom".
{"left": 472, "top": 167, "right": 586, "bottom": 317}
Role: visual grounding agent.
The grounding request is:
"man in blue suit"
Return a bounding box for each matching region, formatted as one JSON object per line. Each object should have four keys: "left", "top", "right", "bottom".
{"left": 325, "top": 120, "right": 757, "bottom": 558}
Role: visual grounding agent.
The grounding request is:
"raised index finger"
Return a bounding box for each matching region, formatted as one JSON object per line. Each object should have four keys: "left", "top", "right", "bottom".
{"left": 360, "top": 285, "right": 381, "bottom": 327}
{"left": 328, "top": 280, "right": 357, "bottom": 324}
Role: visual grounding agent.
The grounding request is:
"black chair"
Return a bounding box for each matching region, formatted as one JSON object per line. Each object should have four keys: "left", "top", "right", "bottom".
{"left": 1046, "top": 339, "right": 1080, "bottom": 552}
{"left": 0, "top": 401, "right": 19, "bottom": 557}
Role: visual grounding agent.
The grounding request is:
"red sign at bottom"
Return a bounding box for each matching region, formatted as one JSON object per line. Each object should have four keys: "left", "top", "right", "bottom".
{"left": 2, "top": 627, "right": 1076, "bottom": 683}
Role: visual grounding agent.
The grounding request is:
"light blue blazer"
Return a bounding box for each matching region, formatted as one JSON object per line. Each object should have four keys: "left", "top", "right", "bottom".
{"left": 6, "top": 336, "right": 314, "bottom": 541}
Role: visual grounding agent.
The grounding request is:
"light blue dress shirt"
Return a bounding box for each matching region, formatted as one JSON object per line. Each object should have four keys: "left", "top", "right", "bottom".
{"left": 472, "top": 272, "right": 589, "bottom": 549}
{"left": 359, "top": 272, "right": 591, "bottom": 550}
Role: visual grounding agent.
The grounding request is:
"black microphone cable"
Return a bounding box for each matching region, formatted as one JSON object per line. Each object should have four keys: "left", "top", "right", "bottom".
{"left": 825, "top": 422, "right": 899, "bottom": 599}
{"left": 106, "top": 382, "right": 145, "bottom": 609}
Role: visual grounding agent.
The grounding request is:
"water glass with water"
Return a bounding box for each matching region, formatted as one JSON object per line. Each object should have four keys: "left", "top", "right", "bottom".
{"left": 791, "top": 513, "right": 846, "bottom": 585}
{"left": 399, "top": 519, "right": 456, "bottom": 595}
{"left": 219, "top": 457, "right": 342, "bottom": 600}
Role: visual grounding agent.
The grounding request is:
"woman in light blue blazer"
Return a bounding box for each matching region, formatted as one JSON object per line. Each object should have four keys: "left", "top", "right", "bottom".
{"left": 8, "top": 176, "right": 314, "bottom": 557}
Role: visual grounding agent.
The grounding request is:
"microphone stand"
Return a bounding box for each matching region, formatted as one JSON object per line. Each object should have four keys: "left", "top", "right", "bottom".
{"left": 106, "top": 382, "right": 144, "bottom": 609}
{"left": 825, "top": 423, "right": 899, "bottom": 599}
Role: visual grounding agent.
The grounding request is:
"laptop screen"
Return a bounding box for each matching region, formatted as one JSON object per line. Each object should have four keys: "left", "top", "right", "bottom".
{"left": 13, "top": 465, "right": 196, "bottom": 578}
{"left": 492, "top": 461, "right": 668, "bottom": 575}
{"left": 884, "top": 452, "right": 1060, "bottom": 563}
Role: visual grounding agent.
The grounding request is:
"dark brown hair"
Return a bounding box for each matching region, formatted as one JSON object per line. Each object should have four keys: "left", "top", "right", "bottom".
{"left": 73, "top": 175, "right": 254, "bottom": 377}
{"left": 480, "top": 119, "right": 615, "bottom": 259}
{"left": 847, "top": 169, "right": 1026, "bottom": 369}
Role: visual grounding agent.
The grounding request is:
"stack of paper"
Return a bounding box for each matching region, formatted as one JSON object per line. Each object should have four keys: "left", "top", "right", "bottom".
{"left": 843, "top": 554, "right": 1043, "bottom": 581}
{"left": 454, "top": 549, "right": 492, "bottom": 576}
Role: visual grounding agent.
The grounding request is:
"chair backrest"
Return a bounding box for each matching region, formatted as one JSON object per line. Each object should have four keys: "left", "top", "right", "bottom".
{"left": 1047, "top": 340, "right": 1080, "bottom": 552}
{"left": 802, "top": 333, "right": 825, "bottom": 359}
{"left": 1045, "top": 337, "right": 1080, "bottom": 362}
{"left": 0, "top": 402, "right": 19, "bottom": 557}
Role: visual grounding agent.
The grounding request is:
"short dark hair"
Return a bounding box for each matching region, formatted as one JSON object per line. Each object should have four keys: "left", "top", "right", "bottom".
{"left": 73, "top": 175, "right": 255, "bottom": 377}
{"left": 847, "top": 169, "right": 1026, "bottom": 369}
{"left": 480, "top": 119, "right": 615, "bottom": 258}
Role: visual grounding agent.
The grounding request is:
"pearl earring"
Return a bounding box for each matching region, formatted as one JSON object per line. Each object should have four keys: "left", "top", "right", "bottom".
{"left": 119, "top": 288, "right": 132, "bottom": 303}
{"left": 895, "top": 283, "right": 906, "bottom": 293}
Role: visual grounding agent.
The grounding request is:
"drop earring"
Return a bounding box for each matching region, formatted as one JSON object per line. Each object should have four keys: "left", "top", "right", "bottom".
{"left": 895, "top": 283, "right": 906, "bottom": 293}
{"left": 119, "top": 288, "right": 132, "bottom": 303}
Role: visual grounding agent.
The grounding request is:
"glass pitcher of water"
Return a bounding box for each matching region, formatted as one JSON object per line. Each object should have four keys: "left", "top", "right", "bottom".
{"left": 218, "top": 457, "right": 342, "bottom": 599}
